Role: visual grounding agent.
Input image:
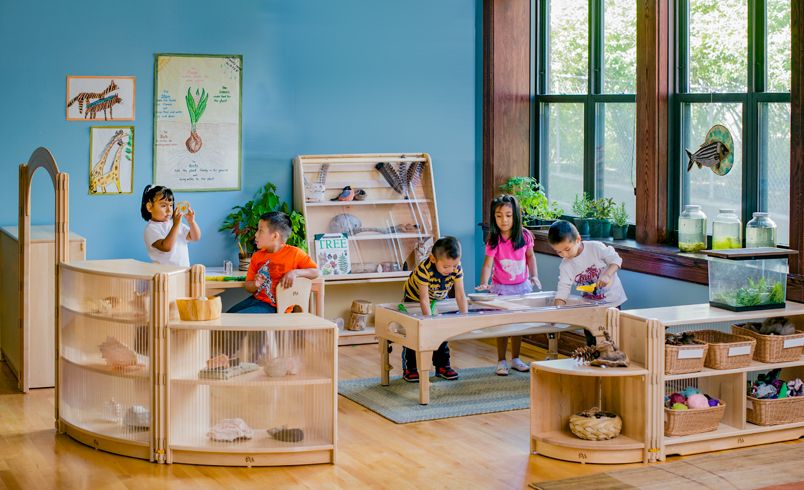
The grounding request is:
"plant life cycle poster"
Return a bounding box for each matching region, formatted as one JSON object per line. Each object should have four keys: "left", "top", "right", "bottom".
{"left": 154, "top": 54, "right": 242, "bottom": 191}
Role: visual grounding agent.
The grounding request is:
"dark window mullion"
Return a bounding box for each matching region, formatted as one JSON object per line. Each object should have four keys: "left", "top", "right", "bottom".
{"left": 585, "top": 0, "right": 603, "bottom": 199}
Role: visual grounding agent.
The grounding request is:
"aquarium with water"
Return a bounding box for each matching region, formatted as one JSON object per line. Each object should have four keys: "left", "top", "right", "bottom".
{"left": 707, "top": 253, "right": 788, "bottom": 311}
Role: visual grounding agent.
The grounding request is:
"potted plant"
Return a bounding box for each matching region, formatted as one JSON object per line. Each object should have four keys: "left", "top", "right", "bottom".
{"left": 611, "top": 203, "right": 629, "bottom": 240}
{"left": 588, "top": 196, "right": 615, "bottom": 238}
{"left": 499, "top": 177, "right": 564, "bottom": 226}
{"left": 571, "top": 193, "right": 594, "bottom": 237}
{"left": 219, "top": 182, "right": 307, "bottom": 270}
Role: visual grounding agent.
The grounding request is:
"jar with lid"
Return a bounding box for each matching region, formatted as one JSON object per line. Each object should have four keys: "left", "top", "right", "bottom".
{"left": 678, "top": 205, "right": 707, "bottom": 252}
{"left": 745, "top": 212, "right": 777, "bottom": 248}
{"left": 712, "top": 209, "right": 742, "bottom": 249}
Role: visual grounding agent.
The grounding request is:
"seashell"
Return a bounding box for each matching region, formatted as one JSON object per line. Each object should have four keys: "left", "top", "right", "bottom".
{"left": 124, "top": 405, "right": 150, "bottom": 429}
{"left": 206, "top": 354, "right": 230, "bottom": 369}
{"left": 208, "top": 418, "right": 254, "bottom": 442}
{"left": 102, "top": 399, "right": 122, "bottom": 423}
{"left": 267, "top": 426, "right": 304, "bottom": 442}
{"left": 99, "top": 336, "right": 145, "bottom": 369}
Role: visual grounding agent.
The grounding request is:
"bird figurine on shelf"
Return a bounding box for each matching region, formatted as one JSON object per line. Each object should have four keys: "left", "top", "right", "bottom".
{"left": 571, "top": 328, "right": 630, "bottom": 368}
{"left": 332, "top": 186, "right": 355, "bottom": 201}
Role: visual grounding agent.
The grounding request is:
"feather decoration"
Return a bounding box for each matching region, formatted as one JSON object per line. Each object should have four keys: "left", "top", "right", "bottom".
{"left": 375, "top": 162, "right": 404, "bottom": 194}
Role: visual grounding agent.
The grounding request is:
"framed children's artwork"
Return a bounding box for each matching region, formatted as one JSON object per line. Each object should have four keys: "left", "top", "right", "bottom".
{"left": 153, "top": 53, "right": 242, "bottom": 191}
{"left": 315, "top": 233, "right": 351, "bottom": 276}
{"left": 89, "top": 126, "right": 134, "bottom": 195}
{"left": 66, "top": 76, "right": 135, "bottom": 121}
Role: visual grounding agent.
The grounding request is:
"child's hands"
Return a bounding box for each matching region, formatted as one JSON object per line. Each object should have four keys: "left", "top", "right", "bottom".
{"left": 172, "top": 210, "right": 183, "bottom": 226}
{"left": 554, "top": 298, "right": 567, "bottom": 307}
{"left": 184, "top": 206, "right": 196, "bottom": 224}
{"left": 255, "top": 273, "right": 266, "bottom": 289}
{"left": 597, "top": 273, "right": 613, "bottom": 288}
{"left": 475, "top": 283, "right": 491, "bottom": 291}
{"left": 529, "top": 276, "right": 542, "bottom": 290}
{"left": 280, "top": 269, "right": 298, "bottom": 289}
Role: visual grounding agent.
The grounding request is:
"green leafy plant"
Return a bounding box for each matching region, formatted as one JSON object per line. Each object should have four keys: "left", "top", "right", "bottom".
{"left": 588, "top": 197, "right": 616, "bottom": 221}
{"left": 571, "top": 193, "right": 594, "bottom": 218}
{"left": 499, "top": 177, "right": 564, "bottom": 221}
{"left": 219, "top": 182, "right": 307, "bottom": 256}
{"left": 611, "top": 202, "right": 629, "bottom": 226}
{"left": 715, "top": 276, "right": 785, "bottom": 307}
{"left": 185, "top": 87, "right": 208, "bottom": 153}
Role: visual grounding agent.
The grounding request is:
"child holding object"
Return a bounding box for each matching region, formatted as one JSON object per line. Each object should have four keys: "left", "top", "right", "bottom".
{"left": 141, "top": 185, "right": 201, "bottom": 267}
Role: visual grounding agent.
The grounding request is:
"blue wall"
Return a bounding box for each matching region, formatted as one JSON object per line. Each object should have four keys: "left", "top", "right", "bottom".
{"left": 0, "top": 0, "right": 480, "bottom": 284}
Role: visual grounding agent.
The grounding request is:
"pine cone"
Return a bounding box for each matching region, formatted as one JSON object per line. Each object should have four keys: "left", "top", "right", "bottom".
{"left": 571, "top": 345, "right": 599, "bottom": 363}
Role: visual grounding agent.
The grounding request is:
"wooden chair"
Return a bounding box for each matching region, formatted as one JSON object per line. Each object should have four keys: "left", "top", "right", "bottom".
{"left": 276, "top": 277, "right": 312, "bottom": 314}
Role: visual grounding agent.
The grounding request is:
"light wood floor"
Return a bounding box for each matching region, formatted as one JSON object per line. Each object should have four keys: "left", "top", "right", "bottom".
{"left": 0, "top": 340, "right": 798, "bottom": 489}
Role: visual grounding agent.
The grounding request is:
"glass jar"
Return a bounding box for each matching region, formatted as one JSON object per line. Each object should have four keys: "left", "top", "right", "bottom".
{"left": 678, "top": 205, "right": 707, "bottom": 252}
{"left": 745, "top": 212, "right": 777, "bottom": 248}
{"left": 712, "top": 209, "right": 742, "bottom": 249}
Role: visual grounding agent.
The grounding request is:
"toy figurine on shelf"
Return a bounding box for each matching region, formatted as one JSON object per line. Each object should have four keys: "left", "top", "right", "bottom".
{"left": 571, "top": 328, "right": 630, "bottom": 367}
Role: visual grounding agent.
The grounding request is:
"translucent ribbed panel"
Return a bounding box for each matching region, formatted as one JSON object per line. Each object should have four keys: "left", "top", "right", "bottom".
{"left": 169, "top": 326, "right": 335, "bottom": 451}
{"left": 59, "top": 268, "right": 152, "bottom": 443}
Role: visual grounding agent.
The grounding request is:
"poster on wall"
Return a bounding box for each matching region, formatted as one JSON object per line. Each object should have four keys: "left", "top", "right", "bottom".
{"left": 89, "top": 126, "right": 134, "bottom": 195}
{"left": 153, "top": 53, "right": 242, "bottom": 191}
{"left": 66, "top": 76, "right": 135, "bottom": 121}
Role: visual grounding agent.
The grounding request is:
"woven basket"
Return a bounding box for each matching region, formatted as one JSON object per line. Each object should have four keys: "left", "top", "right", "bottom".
{"left": 568, "top": 408, "right": 622, "bottom": 441}
{"left": 746, "top": 396, "right": 804, "bottom": 426}
{"left": 665, "top": 341, "right": 709, "bottom": 375}
{"left": 732, "top": 324, "right": 804, "bottom": 363}
{"left": 694, "top": 330, "right": 756, "bottom": 369}
{"left": 176, "top": 296, "right": 222, "bottom": 321}
{"left": 664, "top": 403, "right": 726, "bottom": 437}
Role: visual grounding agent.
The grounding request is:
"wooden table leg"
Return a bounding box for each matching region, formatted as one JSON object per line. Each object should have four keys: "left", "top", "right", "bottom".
{"left": 417, "top": 350, "right": 432, "bottom": 405}
{"left": 379, "top": 339, "right": 390, "bottom": 386}
{"left": 546, "top": 331, "right": 559, "bottom": 360}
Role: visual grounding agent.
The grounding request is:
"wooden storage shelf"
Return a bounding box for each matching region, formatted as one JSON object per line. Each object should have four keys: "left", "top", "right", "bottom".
{"left": 616, "top": 303, "right": 804, "bottom": 462}
{"left": 61, "top": 356, "right": 149, "bottom": 379}
{"left": 532, "top": 358, "right": 648, "bottom": 377}
{"left": 294, "top": 153, "right": 440, "bottom": 344}
{"left": 535, "top": 430, "right": 645, "bottom": 450}
{"left": 61, "top": 304, "right": 148, "bottom": 325}
{"left": 170, "top": 369, "right": 332, "bottom": 387}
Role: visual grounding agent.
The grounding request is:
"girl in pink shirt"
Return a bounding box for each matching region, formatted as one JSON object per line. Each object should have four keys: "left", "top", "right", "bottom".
{"left": 477, "top": 195, "right": 541, "bottom": 375}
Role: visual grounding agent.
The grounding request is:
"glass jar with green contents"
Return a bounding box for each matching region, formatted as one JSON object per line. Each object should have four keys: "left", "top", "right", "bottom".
{"left": 712, "top": 209, "right": 742, "bottom": 249}
{"left": 745, "top": 212, "right": 777, "bottom": 248}
{"left": 678, "top": 205, "right": 707, "bottom": 252}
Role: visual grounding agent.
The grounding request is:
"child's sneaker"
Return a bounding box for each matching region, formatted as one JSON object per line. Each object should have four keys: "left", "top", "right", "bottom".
{"left": 511, "top": 357, "right": 530, "bottom": 372}
{"left": 436, "top": 366, "right": 459, "bottom": 380}
{"left": 402, "top": 369, "right": 419, "bottom": 383}
{"left": 495, "top": 360, "right": 509, "bottom": 376}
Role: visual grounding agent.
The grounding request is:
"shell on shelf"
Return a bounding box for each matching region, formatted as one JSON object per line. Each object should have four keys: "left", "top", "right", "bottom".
{"left": 98, "top": 336, "right": 146, "bottom": 369}
{"left": 208, "top": 418, "right": 255, "bottom": 442}
{"left": 101, "top": 399, "right": 122, "bottom": 423}
{"left": 267, "top": 425, "right": 304, "bottom": 443}
{"left": 124, "top": 405, "right": 150, "bottom": 430}
{"left": 263, "top": 357, "right": 300, "bottom": 377}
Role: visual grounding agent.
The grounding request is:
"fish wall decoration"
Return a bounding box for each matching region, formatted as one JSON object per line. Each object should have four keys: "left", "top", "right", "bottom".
{"left": 685, "top": 124, "right": 734, "bottom": 176}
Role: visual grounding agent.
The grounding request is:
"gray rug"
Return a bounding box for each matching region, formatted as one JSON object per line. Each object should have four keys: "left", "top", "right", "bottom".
{"left": 338, "top": 366, "right": 530, "bottom": 424}
{"left": 530, "top": 442, "right": 804, "bottom": 490}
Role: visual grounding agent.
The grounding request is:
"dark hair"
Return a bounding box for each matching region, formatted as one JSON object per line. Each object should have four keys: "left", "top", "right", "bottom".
{"left": 487, "top": 194, "right": 528, "bottom": 250}
{"left": 547, "top": 219, "right": 580, "bottom": 245}
{"left": 260, "top": 211, "right": 292, "bottom": 241}
{"left": 141, "top": 185, "right": 174, "bottom": 221}
{"left": 431, "top": 236, "right": 461, "bottom": 260}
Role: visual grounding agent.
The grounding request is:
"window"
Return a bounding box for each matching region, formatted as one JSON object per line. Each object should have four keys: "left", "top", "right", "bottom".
{"left": 536, "top": 0, "right": 637, "bottom": 222}
{"left": 674, "top": 0, "right": 791, "bottom": 244}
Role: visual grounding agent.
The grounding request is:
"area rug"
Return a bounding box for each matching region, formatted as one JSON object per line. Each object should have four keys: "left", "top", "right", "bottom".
{"left": 530, "top": 442, "right": 804, "bottom": 490}
{"left": 337, "top": 366, "right": 530, "bottom": 424}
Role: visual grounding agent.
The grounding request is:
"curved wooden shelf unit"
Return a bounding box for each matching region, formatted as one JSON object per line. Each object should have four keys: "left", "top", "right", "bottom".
{"left": 532, "top": 359, "right": 648, "bottom": 377}
{"left": 60, "top": 419, "right": 151, "bottom": 460}
{"left": 61, "top": 304, "right": 148, "bottom": 325}
{"left": 533, "top": 430, "right": 646, "bottom": 464}
{"left": 61, "top": 356, "right": 149, "bottom": 379}
{"left": 170, "top": 369, "right": 332, "bottom": 387}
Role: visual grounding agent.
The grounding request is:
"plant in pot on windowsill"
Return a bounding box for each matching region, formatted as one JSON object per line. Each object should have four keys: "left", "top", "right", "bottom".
{"left": 588, "top": 197, "right": 615, "bottom": 238}
{"left": 499, "top": 176, "right": 564, "bottom": 226}
{"left": 219, "top": 182, "right": 307, "bottom": 271}
{"left": 571, "top": 193, "right": 594, "bottom": 237}
{"left": 610, "top": 203, "right": 629, "bottom": 240}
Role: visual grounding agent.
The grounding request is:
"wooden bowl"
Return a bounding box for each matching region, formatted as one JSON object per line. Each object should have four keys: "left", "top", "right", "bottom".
{"left": 176, "top": 296, "right": 222, "bottom": 321}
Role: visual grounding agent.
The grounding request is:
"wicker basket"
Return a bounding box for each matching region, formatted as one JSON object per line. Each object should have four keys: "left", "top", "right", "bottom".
{"left": 746, "top": 396, "right": 804, "bottom": 426}
{"left": 664, "top": 403, "right": 726, "bottom": 436}
{"left": 176, "top": 296, "right": 222, "bottom": 321}
{"left": 568, "top": 408, "right": 622, "bottom": 441}
{"left": 665, "top": 341, "right": 709, "bottom": 375}
{"left": 693, "top": 330, "right": 756, "bottom": 369}
{"left": 732, "top": 324, "right": 804, "bottom": 363}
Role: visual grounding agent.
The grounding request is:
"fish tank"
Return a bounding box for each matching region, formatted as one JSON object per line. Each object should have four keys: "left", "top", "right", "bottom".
{"left": 704, "top": 248, "right": 795, "bottom": 311}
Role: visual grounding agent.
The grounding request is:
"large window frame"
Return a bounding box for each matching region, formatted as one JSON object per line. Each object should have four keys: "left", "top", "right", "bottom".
{"left": 534, "top": 0, "right": 636, "bottom": 216}
{"left": 670, "top": 0, "right": 791, "bottom": 243}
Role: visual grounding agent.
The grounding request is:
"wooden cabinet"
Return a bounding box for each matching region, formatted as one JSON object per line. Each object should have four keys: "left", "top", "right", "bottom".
{"left": 0, "top": 225, "right": 85, "bottom": 390}
{"left": 58, "top": 259, "right": 337, "bottom": 466}
{"left": 293, "top": 153, "right": 439, "bottom": 345}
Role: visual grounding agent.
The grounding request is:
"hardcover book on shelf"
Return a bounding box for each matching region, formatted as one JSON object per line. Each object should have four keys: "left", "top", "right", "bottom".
{"left": 315, "top": 233, "right": 351, "bottom": 275}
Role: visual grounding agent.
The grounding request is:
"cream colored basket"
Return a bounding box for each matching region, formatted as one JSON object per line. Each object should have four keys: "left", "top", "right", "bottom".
{"left": 569, "top": 407, "right": 622, "bottom": 441}
{"left": 176, "top": 296, "right": 222, "bottom": 321}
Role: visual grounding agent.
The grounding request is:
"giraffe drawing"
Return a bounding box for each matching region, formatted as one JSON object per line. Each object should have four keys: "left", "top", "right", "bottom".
{"left": 90, "top": 130, "right": 127, "bottom": 194}
{"left": 68, "top": 80, "right": 119, "bottom": 115}
{"left": 84, "top": 94, "right": 123, "bottom": 120}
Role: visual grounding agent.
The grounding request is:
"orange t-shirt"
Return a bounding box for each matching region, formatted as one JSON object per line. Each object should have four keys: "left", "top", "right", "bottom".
{"left": 246, "top": 245, "right": 317, "bottom": 306}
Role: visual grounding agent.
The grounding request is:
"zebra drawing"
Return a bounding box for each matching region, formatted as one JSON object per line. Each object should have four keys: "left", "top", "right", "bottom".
{"left": 67, "top": 80, "right": 118, "bottom": 115}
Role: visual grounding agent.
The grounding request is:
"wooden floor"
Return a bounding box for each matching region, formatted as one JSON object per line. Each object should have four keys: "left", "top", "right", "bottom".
{"left": 0, "top": 340, "right": 798, "bottom": 489}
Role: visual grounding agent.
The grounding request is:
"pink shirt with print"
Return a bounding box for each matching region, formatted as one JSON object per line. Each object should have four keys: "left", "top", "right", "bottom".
{"left": 485, "top": 231, "right": 533, "bottom": 285}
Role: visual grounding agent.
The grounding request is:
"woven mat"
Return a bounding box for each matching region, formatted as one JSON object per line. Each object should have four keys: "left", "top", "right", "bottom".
{"left": 338, "top": 366, "right": 529, "bottom": 424}
{"left": 530, "top": 442, "right": 804, "bottom": 490}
